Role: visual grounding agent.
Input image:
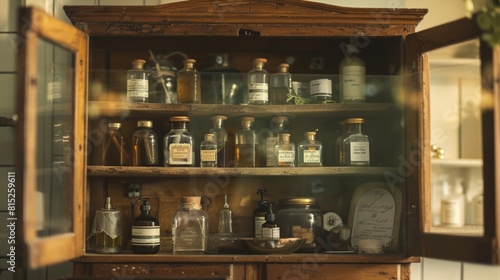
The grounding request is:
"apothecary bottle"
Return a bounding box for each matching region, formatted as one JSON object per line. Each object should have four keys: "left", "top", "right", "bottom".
{"left": 200, "top": 133, "right": 217, "bottom": 167}
{"left": 127, "top": 59, "right": 149, "bottom": 103}
{"left": 235, "top": 116, "right": 259, "bottom": 167}
{"left": 172, "top": 196, "right": 209, "bottom": 254}
{"left": 164, "top": 116, "right": 194, "bottom": 167}
{"left": 132, "top": 198, "right": 160, "bottom": 254}
{"left": 102, "top": 122, "right": 130, "bottom": 166}
{"left": 209, "top": 115, "right": 228, "bottom": 167}
{"left": 132, "top": 120, "right": 158, "bottom": 166}
{"left": 274, "top": 133, "right": 295, "bottom": 167}
{"left": 298, "top": 131, "right": 322, "bottom": 167}
{"left": 339, "top": 44, "right": 365, "bottom": 103}
{"left": 148, "top": 54, "right": 177, "bottom": 104}
{"left": 270, "top": 63, "right": 292, "bottom": 105}
{"left": 341, "top": 118, "right": 370, "bottom": 166}
{"left": 265, "top": 116, "right": 289, "bottom": 167}
{"left": 247, "top": 58, "right": 269, "bottom": 105}
{"left": 177, "top": 59, "right": 201, "bottom": 103}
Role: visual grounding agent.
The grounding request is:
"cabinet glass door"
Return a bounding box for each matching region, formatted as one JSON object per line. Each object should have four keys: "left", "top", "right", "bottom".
{"left": 16, "top": 7, "right": 87, "bottom": 268}
{"left": 406, "top": 16, "right": 499, "bottom": 263}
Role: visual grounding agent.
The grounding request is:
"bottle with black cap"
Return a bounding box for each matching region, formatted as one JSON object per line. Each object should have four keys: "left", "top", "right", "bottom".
{"left": 262, "top": 203, "right": 280, "bottom": 240}
{"left": 132, "top": 198, "right": 160, "bottom": 254}
{"left": 253, "top": 189, "right": 268, "bottom": 238}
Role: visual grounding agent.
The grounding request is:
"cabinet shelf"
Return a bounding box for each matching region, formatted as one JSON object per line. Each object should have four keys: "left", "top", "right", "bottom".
{"left": 87, "top": 165, "right": 397, "bottom": 177}
{"left": 88, "top": 101, "right": 402, "bottom": 119}
{"left": 431, "top": 158, "right": 483, "bottom": 168}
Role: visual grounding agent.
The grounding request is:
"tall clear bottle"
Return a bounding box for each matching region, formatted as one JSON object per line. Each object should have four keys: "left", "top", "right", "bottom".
{"left": 341, "top": 118, "right": 370, "bottom": 166}
{"left": 274, "top": 133, "right": 295, "bottom": 167}
{"left": 200, "top": 133, "right": 217, "bottom": 167}
{"left": 209, "top": 115, "right": 228, "bottom": 167}
{"left": 247, "top": 58, "right": 269, "bottom": 105}
{"left": 102, "top": 122, "right": 130, "bottom": 166}
{"left": 298, "top": 131, "right": 323, "bottom": 167}
{"left": 177, "top": 59, "right": 201, "bottom": 104}
{"left": 127, "top": 59, "right": 149, "bottom": 103}
{"left": 339, "top": 44, "right": 365, "bottom": 103}
{"left": 270, "top": 63, "right": 292, "bottom": 105}
{"left": 172, "top": 196, "right": 209, "bottom": 254}
{"left": 265, "top": 116, "right": 289, "bottom": 167}
{"left": 235, "top": 116, "right": 259, "bottom": 167}
{"left": 164, "top": 116, "right": 194, "bottom": 167}
{"left": 132, "top": 120, "right": 158, "bottom": 166}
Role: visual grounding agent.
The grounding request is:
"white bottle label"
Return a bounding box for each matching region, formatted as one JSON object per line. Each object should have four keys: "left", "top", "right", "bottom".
{"left": 309, "top": 79, "right": 332, "bottom": 96}
{"left": 248, "top": 83, "right": 269, "bottom": 102}
{"left": 262, "top": 226, "right": 280, "bottom": 240}
{"left": 254, "top": 217, "right": 265, "bottom": 238}
{"left": 169, "top": 143, "right": 193, "bottom": 165}
{"left": 200, "top": 149, "right": 217, "bottom": 162}
{"left": 303, "top": 150, "right": 321, "bottom": 163}
{"left": 131, "top": 226, "right": 160, "bottom": 245}
{"left": 278, "top": 150, "right": 295, "bottom": 163}
{"left": 127, "top": 79, "right": 149, "bottom": 99}
{"left": 350, "top": 142, "right": 369, "bottom": 162}
{"left": 441, "top": 199, "right": 461, "bottom": 226}
{"left": 342, "top": 65, "right": 365, "bottom": 101}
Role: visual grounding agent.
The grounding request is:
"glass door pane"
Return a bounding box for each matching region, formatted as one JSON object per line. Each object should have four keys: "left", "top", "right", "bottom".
{"left": 427, "top": 39, "right": 484, "bottom": 236}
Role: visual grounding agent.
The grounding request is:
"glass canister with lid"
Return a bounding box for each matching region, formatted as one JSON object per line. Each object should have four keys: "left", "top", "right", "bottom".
{"left": 275, "top": 198, "right": 323, "bottom": 252}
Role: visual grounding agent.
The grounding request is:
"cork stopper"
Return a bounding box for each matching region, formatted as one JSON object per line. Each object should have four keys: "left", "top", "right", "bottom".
{"left": 211, "top": 115, "right": 227, "bottom": 122}
{"left": 304, "top": 131, "right": 316, "bottom": 140}
{"left": 252, "top": 58, "right": 267, "bottom": 69}
{"left": 204, "top": 133, "right": 215, "bottom": 141}
{"left": 240, "top": 116, "right": 255, "bottom": 123}
{"left": 344, "top": 118, "right": 364, "bottom": 124}
{"left": 278, "top": 63, "right": 289, "bottom": 73}
{"left": 137, "top": 120, "right": 153, "bottom": 128}
{"left": 131, "top": 59, "right": 146, "bottom": 70}
{"left": 108, "top": 122, "right": 122, "bottom": 129}
{"left": 280, "top": 133, "right": 291, "bottom": 143}
{"left": 183, "top": 59, "right": 196, "bottom": 68}
{"left": 272, "top": 115, "right": 289, "bottom": 124}
{"left": 181, "top": 196, "right": 201, "bottom": 205}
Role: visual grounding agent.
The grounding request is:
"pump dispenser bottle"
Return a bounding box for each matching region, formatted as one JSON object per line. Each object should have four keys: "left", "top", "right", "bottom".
{"left": 254, "top": 189, "right": 268, "bottom": 238}
{"left": 132, "top": 198, "right": 160, "bottom": 254}
{"left": 262, "top": 203, "right": 280, "bottom": 240}
{"left": 92, "top": 197, "right": 122, "bottom": 254}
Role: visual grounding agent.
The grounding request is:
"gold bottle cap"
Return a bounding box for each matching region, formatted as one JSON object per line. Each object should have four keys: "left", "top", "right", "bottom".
{"left": 170, "top": 116, "right": 190, "bottom": 122}
{"left": 131, "top": 59, "right": 146, "bottom": 70}
{"left": 344, "top": 118, "right": 364, "bottom": 124}
{"left": 108, "top": 122, "right": 122, "bottom": 129}
{"left": 272, "top": 115, "right": 289, "bottom": 123}
{"left": 211, "top": 115, "right": 227, "bottom": 121}
{"left": 280, "top": 133, "right": 291, "bottom": 140}
{"left": 304, "top": 131, "right": 316, "bottom": 138}
{"left": 280, "top": 197, "right": 317, "bottom": 206}
{"left": 137, "top": 120, "right": 153, "bottom": 128}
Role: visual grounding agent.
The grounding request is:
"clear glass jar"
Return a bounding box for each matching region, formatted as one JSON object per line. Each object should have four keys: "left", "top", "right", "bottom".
{"left": 341, "top": 118, "right": 370, "bottom": 166}
{"left": 264, "top": 116, "right": 289, "bottom": 167}
{"left": 275, "top": 198, "right": 323, "bottom": 252}
{"left": 270, "top": 63, "right": 292, "bottom": 105}
{"left": 132, "top": 120, "right": 158, "bottom": 166}
{"left": 172, "top": 196, "right": 209, "bottom": 254}
{"left": 127, "top": 59, "right": 149, "bottom": 103}
{"left": 273, "top": 133, "right": 295, "bottom": 167}
{"left": 164, "top": 116, "right": 194, "bottom": 167}
{"left": 298, "top": 131, "right": 322, "bottom": 167}
{"left": 102, "top": 122, "right": 130, "bottom": 166}
{"left": 235, "top": 116, "right": 259, "bottom": 167}
{"left": 247, "top": 58, "right": 269, "bottom": 105}
{"left": 200, "top": 133, "right": 217, "bottom": 167}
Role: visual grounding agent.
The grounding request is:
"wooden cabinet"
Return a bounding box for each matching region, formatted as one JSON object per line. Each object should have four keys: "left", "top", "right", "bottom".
{"left": 15, "top": 0, "right": 499, "bottom": 278}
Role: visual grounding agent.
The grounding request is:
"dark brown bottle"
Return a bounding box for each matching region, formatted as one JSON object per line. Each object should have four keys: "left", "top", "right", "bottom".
{"left": 132, "top": 198, "right": 160, "bottom": 254}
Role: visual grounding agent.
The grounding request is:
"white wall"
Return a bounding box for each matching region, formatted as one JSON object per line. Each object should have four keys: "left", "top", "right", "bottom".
{"left": 0, "top": 0, "right": 498, "bottom": 280}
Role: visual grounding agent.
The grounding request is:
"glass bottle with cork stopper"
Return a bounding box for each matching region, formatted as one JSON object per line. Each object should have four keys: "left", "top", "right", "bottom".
{"left": 235, "top": 116, "right": 259, "bottom": 167}
{"left": 273, "top": 133, "right": 295, "bottom": 167}
{"left": 132, "top": 120, "right": 158, "bottom": 166}
{"left": 127, "top": 59, "right": 149, "bottom": 103}
{"left": 172, "top": 196, "right": 209, "bottom": 254}
{"left": 209, "top": 115, "right": 228, "bottom": 167}
{"left": 177, "top": 59, "right": 201, "bottom": 103}
{"left": 270, "top": 63, "right": 292, "bottom": 105}
{"left": 298, "top": 131, "right": 323, "bottom": 167}
{"left": 200, "top": 133, "right": 217, "bottom": 167}
{"left": 102, "top": 122, "right": 130, "bottom": 166}
{"left": 265, "top": 115, "right": 289, "bottom": 167}
{"left": 247, "top": 58, "right": 269, "bottom": 105}
{"left": 164, "top": 116, "right": 194, "bottom": 167}
{"left": 341, "top": 118, "right": 370, "bottom": 166}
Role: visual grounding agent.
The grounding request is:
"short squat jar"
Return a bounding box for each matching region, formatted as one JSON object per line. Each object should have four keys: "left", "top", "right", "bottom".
{"left": 275, "top": 198, "right": 323, "bottom": 252}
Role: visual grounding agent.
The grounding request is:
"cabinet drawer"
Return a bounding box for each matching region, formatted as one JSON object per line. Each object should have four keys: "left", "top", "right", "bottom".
{"left": 266, "top": 263, "right": 409, "bottom": 280}
{"left": 89, "top": 263, "right": 233, "bottom": 279}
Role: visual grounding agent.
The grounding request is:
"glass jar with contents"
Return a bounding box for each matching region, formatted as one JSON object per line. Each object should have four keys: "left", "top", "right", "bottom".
{"left": 164, "top": 116, "right": 194, "bottom": 167}
{"left": 274, "top": 133, "right": 295, "bottom": 167}
{"left": 127, "top": 59, "right": 149, "bottom": 103}
{"left": 177, "top": 59, "right": 201, "bottom": 104}
{"left": 200, "top": 133, "right": 217, "bottom": 167}
{"left": 235, "top": 116, "right": 259, "bottom": 167}
{"left": 341, "top": 118, "right": 370, "bottom": 166}
{"left": 247, "top": 58, "right": 269, "bottom": 105}
{"left": 270, "top": 63, "right": 292, "bottom": 105}
{"left": 102, "top": 122, "right": 130, "bottom": 166}
{"left": 172, "top": 196, "right": 209, "bottom": 254}
{"left": 298, "top": 131, "right": 322, "bottom": 167}
{"left": 275, "top": 198, "right": 323, "bottom": 252}
{"left": 132, "top": 120, "right": 158, "bottom": 166}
